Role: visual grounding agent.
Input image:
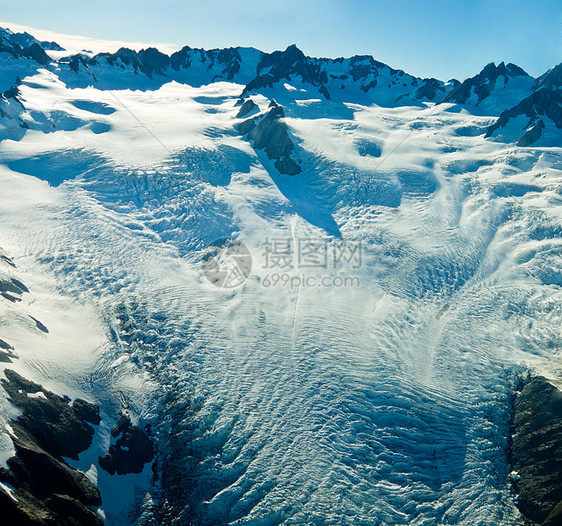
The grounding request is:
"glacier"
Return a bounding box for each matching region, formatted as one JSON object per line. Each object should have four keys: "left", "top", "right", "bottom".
{"left": 0, "top": 25, "right": 561, "bottom": 525}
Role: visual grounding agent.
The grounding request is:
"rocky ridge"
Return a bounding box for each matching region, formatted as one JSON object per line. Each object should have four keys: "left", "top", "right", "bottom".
{"left": 511, "top": 376, "right": 562, "bottom": 526}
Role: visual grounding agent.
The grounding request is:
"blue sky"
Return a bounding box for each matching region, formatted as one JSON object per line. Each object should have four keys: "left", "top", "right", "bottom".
{"left": 2, "top": 0, "right": 560, "bottom": 80}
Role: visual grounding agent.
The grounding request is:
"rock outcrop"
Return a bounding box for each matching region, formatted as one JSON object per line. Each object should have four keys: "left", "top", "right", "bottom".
{"left": 98, "top": 414, "right": 154, "bottom": 475}
{"left": 0, "top": 337, "right": 16, "bottom": 362}
{"left": 0, "top": 271, "right": 29, "bottom": 302}
{"left": 238, "top": 101, "right": 301, "bottom": 175}
{"left": 485, "top": 63, "right": 561, "bottom": 146}
{"left": 0, "top": 28, "right": 51, "bottom": 66}
{"left": 444, "top": 62, "right": 530, "bottom": 105}
{"left": 236, "top": 98, "right": 259, "bottom": 118}
{"left": 0, "top": 369, "right": 102, "bottom": 525}
{"left": 57, "top": 41, "right": 447, "bottom": 105}
{"left": 511, "top": 376, "right": 562, "bottom": 525}
{"left": 8, "top": 30, "right": 63, "bottom": 51}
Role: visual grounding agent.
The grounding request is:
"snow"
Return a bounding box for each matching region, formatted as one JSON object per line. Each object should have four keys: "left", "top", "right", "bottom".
{"left": 0, "top": 481, "right": 17, "bottom": 501}
{"left": 0, "top": 29, "right": 560, "bottom": 525}
{"left": 26, "top": 391, "right": 47, "bottom": 399}
{"left": 0, "top": 20, "right": 180, "bottom": 55}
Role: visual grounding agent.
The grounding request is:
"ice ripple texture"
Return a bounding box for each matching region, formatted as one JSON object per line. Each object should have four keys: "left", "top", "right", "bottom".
{"left": 0, "top": 78, "right": 561, "bottom": 525}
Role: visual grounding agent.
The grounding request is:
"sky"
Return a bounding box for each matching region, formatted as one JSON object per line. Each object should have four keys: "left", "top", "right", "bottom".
{"left": 1, "top": 0, "right": 560, "bottom": 80}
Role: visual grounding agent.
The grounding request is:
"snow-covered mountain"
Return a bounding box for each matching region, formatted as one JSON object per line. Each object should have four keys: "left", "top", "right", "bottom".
{"left": 0, "top": 25, "right": 561, "bottom": 526}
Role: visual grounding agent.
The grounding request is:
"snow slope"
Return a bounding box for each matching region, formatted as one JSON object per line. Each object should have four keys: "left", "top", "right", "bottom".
{"left": 0, "top": 25, "right": 561, "bottom": 525}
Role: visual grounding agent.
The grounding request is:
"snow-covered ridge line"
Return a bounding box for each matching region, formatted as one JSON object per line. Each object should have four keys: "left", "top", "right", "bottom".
{"left": 1, "top": 24, "right": 560, "bottom": 147}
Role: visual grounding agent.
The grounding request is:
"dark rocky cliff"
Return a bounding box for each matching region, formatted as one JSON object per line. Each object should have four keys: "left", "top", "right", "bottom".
{"left": 511, "top": 376, "right": 562, "bottom": 525}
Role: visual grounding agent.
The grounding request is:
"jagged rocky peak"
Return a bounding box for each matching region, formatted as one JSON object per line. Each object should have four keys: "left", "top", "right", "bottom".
{"left": 0, "top": 28, "right": 51, "bottom": 66}
{"left": 480, "top": 61, "right": 529, "bottom": 80}
{"left": 238, "top": 99, "right": 301, "bottom": 175}
{"left": 236, "top": 98, "right": 260, "bottom": 118}
{"left": 444, "top": 61, "right": 531, "bottom": 105}
{"left": 479, "top": 61, "right": 530, "bottom": 82}
{"left": 7, "top": 30, "right": 64, "bottom": 51}
{"left": 70, "top": 43, "right": 261, "bottom": 83}
{"left": 486, "top": 61, "right": 562, "bottom": 145}
{"left": 1, "top": 24, "right": 560, "bottom": 148}
{"left": 414, "top": 78, "right": 446, "bottom": 100}
{"left": 75, "top": 46, "right": 170, "bottom": 79}
{"left": 533, "top": 62, "right": 562, "bottom": 91}
{"left": 136, "top": 47, "right": 171, "bottom": 77}
{"left": 242, "top": 44, "right": 329, "bottom": 98}
{"left": 9, "top": 26, "right": 445, "bottom": 104}
{"left": 95, "top": 46, "right": 145, "bottom": 68}
{"left": 257, "top": 44, "right": 307, "bottom": 76}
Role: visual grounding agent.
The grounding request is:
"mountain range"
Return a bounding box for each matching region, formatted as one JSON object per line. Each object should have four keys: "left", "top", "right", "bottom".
{"left": 0, "top": 24, "right": 561, "bottom": 526}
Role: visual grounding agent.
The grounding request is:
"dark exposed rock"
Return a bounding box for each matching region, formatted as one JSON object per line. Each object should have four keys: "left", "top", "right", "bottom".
{"left": 8, "top": 30, "right": 64, "bottom": 52}
{"left": 23, "top": 43, "right": 51, "bottom": 67}
{"left": 236, "top": 98, "right": 259, "bottom": 118}
{"left": 241, "top": 44, "right": 333, "bottom": 100}
{"left": 355, "top": 138, "right": 382, "bottom": 158}
{"left": 0, "top": 369, "right": 102, "bottom": 525}
{"left": 65, "top": 54, "right": 90, "bottom": 73}
{"left": 47, "top": 494, "right": 103, "bottom": 525}
{"left": 238, "top": 102, "right": 301, "bottom": 175}
{"left": 28, "top": 316, "right": 48, "bottom": 334}
{"left": 5, "top": 428, "right": 100, "bottom": 505}
{"left": 73, "top": 399, "right": 102, "bottom": 426}
{"left": 0, "top": 351, "right": 15, "bottom": 362}
{"left": 494, "top": 88, "right": 561, "bottom": 133}
{"left": 485, "top": 66, "right": 562, "bottom": 145}
{"left": 518, "top": 119, "right": 545, "bottom": 147}
{"left": 237, "top": 117, "right": 256, "bottom": 135}
{"left": 511, "top": 376, "right": 562, "bottom": 525}
{"left": 0, "top": 337, "right": 14, "bottom": 350}
{"left": 444, "top": 62, "right": 530, "bottom": 105}
{"left": 73, "top": 44, "right": 247, "bottom": 83}
{"left": 257, "top": 45, "right": 327, "bottom": 87}
{"left": 0, "top": 28, "right": 51, "bottom": 66}
{"left": 1, "top": 291, "right": 21, "bottom": 302}
{"left": 0, "top": 275, "right": 29, "bottom": 296}
{"left": 169, "top": 46, "right": 193, "bottom": 70}
{"left": 0, "top": 274, "right": 28, "bottom": 302}
{"left": 319, "top": 84, "right": 331, "bottom": 100}
{"left": 94, "top": 47, "right": 141, "bottom": 70}
{"left": 87, "top": 45, "right": 171, "bottom": 79}
{"left": 0, "top": 252, "right": 16, "bottom": 267}
{"left": 415, "top": 78, "right": 446, "bottom": 100}
{"left": 241, "top": 73, "right": 277, "bottom": 96}
{"left": 1, "top": 369, "right": 99, "bottom": 460}
{"left": 137, "top": 47, "right": 171, "bottom": 78}
{"left": 215, "top": 47, "right": 243, "bottom": 79}
{"left": 533, "top": 63, "right": 562, "bottom": 92}
{"left": 0, "top": 338, "right": 16, "bottom": 362}
{"left": 98, "top": 414, "right": 154, "bottom": 475}
{"left": 3, "top": 85, "right": 20, "bottom": 100}
{"left": 170, "top": 46, "right": 244, "bottom": 80}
